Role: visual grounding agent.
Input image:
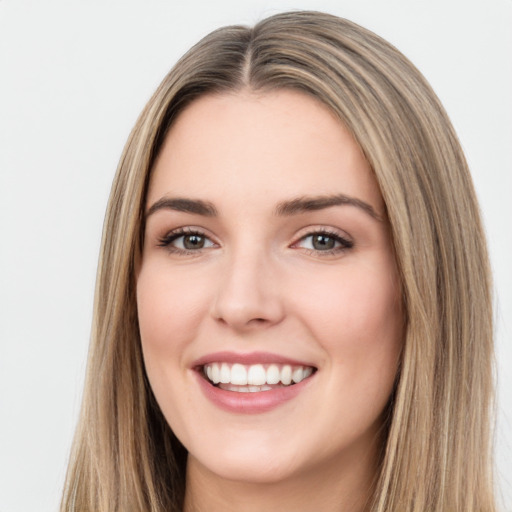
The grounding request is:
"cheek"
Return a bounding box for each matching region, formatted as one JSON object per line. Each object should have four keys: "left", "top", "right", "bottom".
{"left": 136, "top": 262, "right": 209, "bottom": 357}
{"left": 136, "top": 263, "right": 208, "bottom": 430}
{"left": 135, "top": 265, "right": 212, "bottom": 440}
{"left": 295, "top": 262, "right": 403, "bottom": 375}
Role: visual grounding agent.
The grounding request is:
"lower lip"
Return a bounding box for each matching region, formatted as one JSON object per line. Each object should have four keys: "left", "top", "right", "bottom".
{"left": 194, "top": 371, "right": 314, "bottom": 414}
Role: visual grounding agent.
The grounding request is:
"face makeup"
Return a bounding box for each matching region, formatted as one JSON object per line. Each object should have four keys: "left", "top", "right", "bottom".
{"left": 137, "top": 90, "right": 402, "bottom": 493}
{"left": 193, "top": 351, "right": 315, "bottom": 414}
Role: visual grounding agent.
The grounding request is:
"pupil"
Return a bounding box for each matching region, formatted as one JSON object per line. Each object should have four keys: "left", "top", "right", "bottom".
{"left": 313, "top": 234, "right": 334, "bottom": 250}
{"left": 184, "top": 235, "right": 204, "bottom": 250}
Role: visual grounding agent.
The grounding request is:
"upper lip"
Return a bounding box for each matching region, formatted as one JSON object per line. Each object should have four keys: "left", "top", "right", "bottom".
{"left": 191, "top": 351, "right": 317, "bottom": 369}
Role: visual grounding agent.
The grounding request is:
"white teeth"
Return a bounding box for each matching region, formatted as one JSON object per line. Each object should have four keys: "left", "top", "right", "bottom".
{"left": 281, "top": 365, "right": 292, "bottom": 385}
{"left": 247, "top": 364, "right": 266, "bottom": 385}
{"left": 292, "top": 366, "right": 304, "bottom": 383}
{"left": 211, "top": 364, "right": 220, "bottom": 384}
{"left": 220, "top": 363, "right": 230, "bottom": 384}
{"left": 231, "top": 363, "right": 248, "bottom": 385}
{"left": 220, "top": 384, "right": 274, "bottom": 393}
{"left": 266, "top": 364, "right": 280, "bottom": 385}
{"left": 203, "top": 362, "right": 314, "bottom": 389}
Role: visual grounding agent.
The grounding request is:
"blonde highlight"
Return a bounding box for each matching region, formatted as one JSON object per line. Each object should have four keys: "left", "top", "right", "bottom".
{"left": 61, "top": 11, "right": 495, "bottom": 511}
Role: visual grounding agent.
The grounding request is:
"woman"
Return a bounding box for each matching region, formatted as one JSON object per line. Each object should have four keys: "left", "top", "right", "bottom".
{"left": 60, "top": 11, "right": 496, "bottom": 512}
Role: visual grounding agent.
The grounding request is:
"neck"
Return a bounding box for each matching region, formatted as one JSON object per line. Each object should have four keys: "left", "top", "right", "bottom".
{"left": 183, "top": 443, "right": 379, "bottom": 512}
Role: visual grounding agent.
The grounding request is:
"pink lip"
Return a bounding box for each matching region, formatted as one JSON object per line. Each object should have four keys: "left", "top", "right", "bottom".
{"left": 191, "top": 351, "right": 317, "bottom": 414}
{"left": 191, "top": 351, "right": 315, "bottom": 368}
{"left": 193, "top": 371, "right": 314, "bottom": 414}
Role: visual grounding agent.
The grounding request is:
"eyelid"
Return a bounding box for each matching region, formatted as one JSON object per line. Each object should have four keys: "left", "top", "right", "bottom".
{"left": 154, "top": 224, "right": 353, "bottom": 257}
{"left": 157, "top": 226, "right": 218, "bottom": 254}
{"left": 290, "top": 226, "right": 354, "bottom": 255}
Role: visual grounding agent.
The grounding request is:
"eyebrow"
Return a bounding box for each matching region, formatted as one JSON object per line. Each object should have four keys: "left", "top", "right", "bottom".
{"left": 146, "top": 197, "right": 218, "bottom": 218}
{"left": 274, "top": 194, "right": 383, "bottom": 221}
{"left": 145, "top": 193, "right": 383, "bottom": 221}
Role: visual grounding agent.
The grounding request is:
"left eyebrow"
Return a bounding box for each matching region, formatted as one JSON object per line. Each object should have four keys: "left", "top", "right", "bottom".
{"left": 145, "top": 197, "right": 218, "bottom": 218}
{"left": 274, "top": 194, "right": 384, "bottom": 221}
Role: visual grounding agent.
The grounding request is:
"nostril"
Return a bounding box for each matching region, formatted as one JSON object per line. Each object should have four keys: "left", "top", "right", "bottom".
{"left": 246, "top": 318, "right": 270, "bottom": 327}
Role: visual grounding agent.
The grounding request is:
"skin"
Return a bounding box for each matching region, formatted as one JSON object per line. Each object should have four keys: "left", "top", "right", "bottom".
{"left": 137, "top": 90, "right": 403, "bottom": 512}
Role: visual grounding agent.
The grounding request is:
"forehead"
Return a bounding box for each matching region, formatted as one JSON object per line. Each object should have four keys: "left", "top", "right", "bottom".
{"left": 147, "top": 90, "right": 384, "bottom": 214}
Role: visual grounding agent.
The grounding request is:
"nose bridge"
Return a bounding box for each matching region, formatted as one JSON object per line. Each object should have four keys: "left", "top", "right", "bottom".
{"left": 211, "top": 241, "right": 284, "bottom": 330}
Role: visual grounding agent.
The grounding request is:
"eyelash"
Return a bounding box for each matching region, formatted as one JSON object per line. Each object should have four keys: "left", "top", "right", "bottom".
{"left": 157, "top": 227, "right": 354, "bottom": 256}
{"left": 157, "top": 227, "right": 216, "bottom": 255}
{"left": 293, "top": 229, "right": 354, "bottom": 256}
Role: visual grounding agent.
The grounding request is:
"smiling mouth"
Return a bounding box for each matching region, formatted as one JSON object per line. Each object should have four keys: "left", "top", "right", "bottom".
{"left": 201, "top": 362, "right": 316, "bottom": 393}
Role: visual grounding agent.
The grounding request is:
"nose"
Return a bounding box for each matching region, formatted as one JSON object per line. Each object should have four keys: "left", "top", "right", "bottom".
{"left": 210, "top": 248, "right": 285, "bottom": 331}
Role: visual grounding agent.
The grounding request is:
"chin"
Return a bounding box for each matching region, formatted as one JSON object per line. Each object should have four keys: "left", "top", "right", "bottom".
{"left": 189, "top": 449, "right": 303, "bottom": 485}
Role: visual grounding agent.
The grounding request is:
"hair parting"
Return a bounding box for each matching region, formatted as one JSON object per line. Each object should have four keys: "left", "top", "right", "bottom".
{"left": 61, "top": 11, "right": 495, "bottom": 512}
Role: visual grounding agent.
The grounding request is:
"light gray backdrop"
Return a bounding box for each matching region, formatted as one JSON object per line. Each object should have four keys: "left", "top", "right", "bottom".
{"left": 1, "top": 1, "right": 511, "bottom": 510}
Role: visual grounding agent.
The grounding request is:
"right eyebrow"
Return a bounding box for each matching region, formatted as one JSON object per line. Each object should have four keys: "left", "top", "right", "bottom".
{"left": 145, "top": 197, "right": 218, "bottom": 218}
{"left": 274, "top": 194, "right": 383, "bottom": 221}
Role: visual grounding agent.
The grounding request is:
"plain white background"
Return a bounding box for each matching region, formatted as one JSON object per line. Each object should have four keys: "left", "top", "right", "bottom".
{"left": 0, "top": 1, "right": 510, "bottom": 510}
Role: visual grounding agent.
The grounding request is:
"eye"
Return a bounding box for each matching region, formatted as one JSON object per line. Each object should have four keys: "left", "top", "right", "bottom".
{"left": 293, "top": 230, "right": 353, "bottom": 255}
{"left": 158, "top": 228, "right": 216, "bottom": 254}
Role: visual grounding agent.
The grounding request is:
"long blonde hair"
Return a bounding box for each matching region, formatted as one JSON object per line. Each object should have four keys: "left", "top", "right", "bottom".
{"left": 61, "top": 11, "right": 495, "bottom": 511}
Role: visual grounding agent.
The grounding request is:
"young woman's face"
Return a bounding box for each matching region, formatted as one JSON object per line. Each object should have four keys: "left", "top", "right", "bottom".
{"left": 137, "top": 90, "right": 403, "bottom": 487}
